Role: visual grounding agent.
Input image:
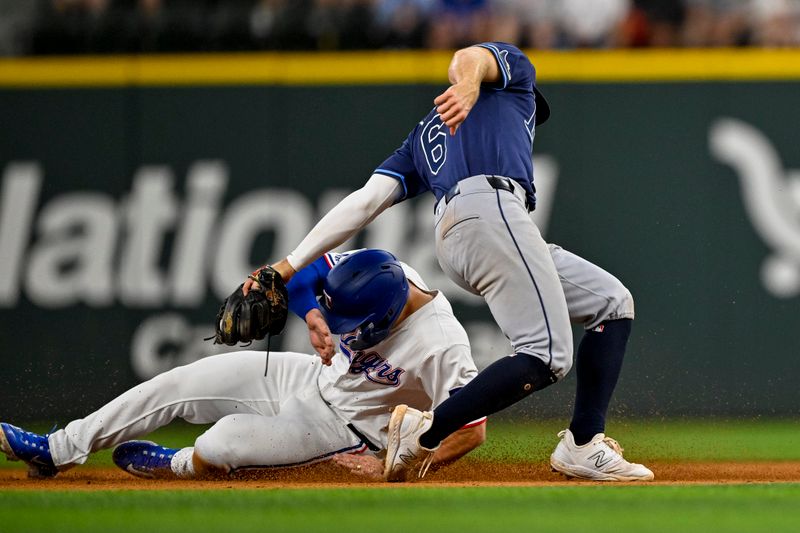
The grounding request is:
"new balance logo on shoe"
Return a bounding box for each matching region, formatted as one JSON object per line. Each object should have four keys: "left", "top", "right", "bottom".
{"left": 399, "top": 450, "right": 418, "bottom": 466}
{"left": 588, "top": 450, "right": 613, "bottom": 469}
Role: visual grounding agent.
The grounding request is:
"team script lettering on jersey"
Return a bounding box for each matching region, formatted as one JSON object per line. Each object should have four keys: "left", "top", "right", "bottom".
{"left": 340, "top": 336, "right": 405, "bottom": 387}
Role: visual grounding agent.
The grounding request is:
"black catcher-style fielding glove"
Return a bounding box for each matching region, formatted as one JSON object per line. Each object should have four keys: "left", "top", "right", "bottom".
{"left": 211, "top": 266, "right": 289, "bottom": 346}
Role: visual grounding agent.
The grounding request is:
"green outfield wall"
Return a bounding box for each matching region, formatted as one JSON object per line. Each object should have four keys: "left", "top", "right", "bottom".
{"left": 1, "top": 50, "right": 799, "bottom": 420}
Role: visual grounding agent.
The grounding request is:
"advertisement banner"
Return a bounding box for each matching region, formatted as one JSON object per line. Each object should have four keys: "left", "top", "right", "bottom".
{"left": 1, "top": 74, "right": 798, "bottom": 419}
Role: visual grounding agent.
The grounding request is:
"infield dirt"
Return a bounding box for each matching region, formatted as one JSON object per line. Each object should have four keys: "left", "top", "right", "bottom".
{"left": 2, "top": 460, "right": 799, "bottom": 490}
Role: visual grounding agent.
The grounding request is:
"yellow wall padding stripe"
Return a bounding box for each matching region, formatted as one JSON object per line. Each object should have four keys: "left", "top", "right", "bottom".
{"left": 2, "top": 49, "right": 800, "bottom": 87}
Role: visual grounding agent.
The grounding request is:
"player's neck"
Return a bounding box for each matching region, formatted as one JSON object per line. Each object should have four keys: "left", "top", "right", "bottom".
{"left": 395, "top": 283, "right": 435, "bottom": 327}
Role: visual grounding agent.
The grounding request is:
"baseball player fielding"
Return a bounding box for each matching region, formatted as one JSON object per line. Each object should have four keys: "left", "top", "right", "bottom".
{"left": 246, "top": 42, "right": 653, "bottom": 482}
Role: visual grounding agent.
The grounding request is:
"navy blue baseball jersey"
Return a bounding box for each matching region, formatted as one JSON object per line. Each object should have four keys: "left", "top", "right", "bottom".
{"left": 374, "top": 42, "right": 547, "bottom": 208}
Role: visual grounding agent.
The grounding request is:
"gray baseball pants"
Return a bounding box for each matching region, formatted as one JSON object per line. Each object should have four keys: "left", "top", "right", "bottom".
{"left": 434, "top": 175, "right": 634, "bottom": 380}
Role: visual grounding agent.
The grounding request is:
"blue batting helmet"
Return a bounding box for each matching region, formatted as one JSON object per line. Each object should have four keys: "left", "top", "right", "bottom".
{"left": 319, "top": 249, "right": 409, "bottom": 350}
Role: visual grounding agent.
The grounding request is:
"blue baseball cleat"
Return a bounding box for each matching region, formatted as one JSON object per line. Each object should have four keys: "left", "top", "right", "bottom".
{"left": 113, "top": 441, "right": 179, "bottom": 479}
{"left": 0, "top": 422, "right": 59, "bottom": 478}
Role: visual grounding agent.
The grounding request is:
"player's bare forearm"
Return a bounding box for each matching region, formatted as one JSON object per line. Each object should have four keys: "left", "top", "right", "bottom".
{"left": 428, "top": 422, "right": 486, "bottom": 470}
{"left": 242, "top": 258, "right": 296, "bottom": 295}
{"left": 332, "top": 423, "right": 485, "bottom": 481}
{"left": 435, "top": 47, "right": 500, "bottom": 136}
{"left": 271, "top": 258, "right": 297, "bottom": 283}
{"left": 448, "top": 46, "right": 500, "bottom": 86}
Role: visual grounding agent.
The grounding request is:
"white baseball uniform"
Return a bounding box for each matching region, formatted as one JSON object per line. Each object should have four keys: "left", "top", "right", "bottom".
{"left": 47, "top": 263, "right": 481, "bottom": 474}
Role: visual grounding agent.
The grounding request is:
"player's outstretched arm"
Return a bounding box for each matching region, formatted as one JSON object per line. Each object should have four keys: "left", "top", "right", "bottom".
{"left": 427, "top": 422, "right": 486, "bottom": 471}
{"left": 270, "top": 258, "right": 297, "bottom": 285}
{"left": 331, "top": 422, "right": 486, "bottom": 481}
{"left": 435, "top": 46, "right": 500, "bottom": 136}
{"left": 243, "top": 174, "right": 402, "bottom": 294}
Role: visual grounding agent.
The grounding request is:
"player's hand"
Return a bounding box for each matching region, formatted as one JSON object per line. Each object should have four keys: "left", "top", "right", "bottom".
{"left": 243, "top": 259, "right": 296, "bottom": 296}
{"left": 434, "top": 81, "right": 480, "bottom": 136}
{"left": 305, "top": 308, "right": 335, "bottom": 365}
{"left": 331, "top": 453, "right": 383, "bottom": 481}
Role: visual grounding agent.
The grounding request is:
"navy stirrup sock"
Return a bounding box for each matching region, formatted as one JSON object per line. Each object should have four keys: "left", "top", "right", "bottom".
{"left": 569, "top": 318, "right": 632, "bottom": 446}
{"left": 419, "top": 354, "right": 557, "bottom": 449}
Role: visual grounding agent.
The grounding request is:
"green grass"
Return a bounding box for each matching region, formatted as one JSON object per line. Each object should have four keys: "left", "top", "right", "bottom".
{"left": 472, "top": 418, "right": 800, "bottom": 462}
{"left": 3, "top": 420, "right": 800, "bottom": 533}
{"left": 2, "top": 485, "right": 800, "bottom": 533}
{"left": 2, "top": 418, "right": 799, "bottom": 472}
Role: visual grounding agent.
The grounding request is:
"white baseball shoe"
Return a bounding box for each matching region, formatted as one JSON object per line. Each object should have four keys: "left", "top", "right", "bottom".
{"left": 550, "top": 429, "right": 654, "bottom": 481}
{"left": 383, "top": 405, "right": 438, "bottom": 482}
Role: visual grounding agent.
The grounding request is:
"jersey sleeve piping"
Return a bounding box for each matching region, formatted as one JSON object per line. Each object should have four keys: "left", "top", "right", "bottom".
{"left": 374, "top": 168, "right": 408, "bottom": 200}
{"left": 475, "top": 43, "right": 510, "bottom": 90}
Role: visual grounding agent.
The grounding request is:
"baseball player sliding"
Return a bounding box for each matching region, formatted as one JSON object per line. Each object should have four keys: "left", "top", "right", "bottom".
{"left": 245, "top": 42, "right": 653, "bottom": 481}
{"left": 0, "top": 249, "right": 485, "bottom": 480}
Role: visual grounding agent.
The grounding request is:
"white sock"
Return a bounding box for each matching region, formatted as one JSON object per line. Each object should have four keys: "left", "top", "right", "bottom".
{"left": 170, "top": 447, "right": 196, "bottom": 479}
